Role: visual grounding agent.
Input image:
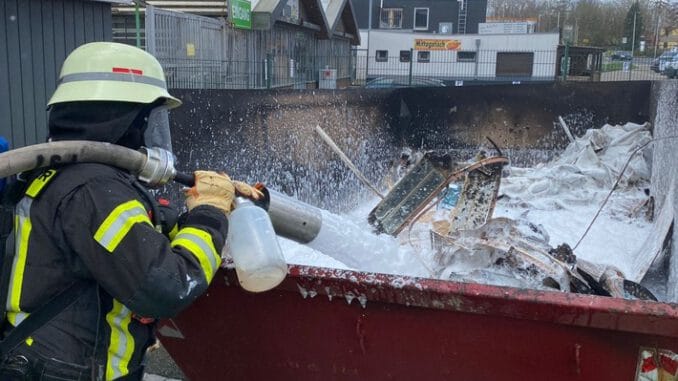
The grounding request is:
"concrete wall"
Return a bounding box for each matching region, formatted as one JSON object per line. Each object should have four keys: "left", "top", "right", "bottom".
{"left": 168, "top": 81, "right": 651, "bottom": 211}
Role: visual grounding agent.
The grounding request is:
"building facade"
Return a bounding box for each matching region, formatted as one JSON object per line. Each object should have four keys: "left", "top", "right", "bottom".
{"left": 353, "top": 0, "right": 487, "bottom": 35}
{"left": 356, "top": 30, "right": 559, "bottom": 84}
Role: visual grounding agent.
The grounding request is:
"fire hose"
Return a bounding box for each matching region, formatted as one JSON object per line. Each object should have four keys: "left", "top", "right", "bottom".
{"left": 0, "top": 141, "right": 323, "bottom": 244}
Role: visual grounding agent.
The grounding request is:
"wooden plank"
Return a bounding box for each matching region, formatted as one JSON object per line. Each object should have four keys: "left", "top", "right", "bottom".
{"left": 314, "top": 125, "right": 384, "bottom": 199}
{"left": 558, "top": 115, "right": 575, "bottom": 143}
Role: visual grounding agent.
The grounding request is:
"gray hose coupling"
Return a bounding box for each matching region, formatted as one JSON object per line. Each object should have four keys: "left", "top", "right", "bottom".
{"left": 137, "top": 147, "right": 177, "bottom": 187}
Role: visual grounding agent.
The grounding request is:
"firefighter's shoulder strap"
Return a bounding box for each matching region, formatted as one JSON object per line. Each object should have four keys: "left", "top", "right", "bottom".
{"left": 0, "top": 281, "right": 87, "bottom": 357}
{"left": 0, "top": 169, "right": 89, "bottom": 357}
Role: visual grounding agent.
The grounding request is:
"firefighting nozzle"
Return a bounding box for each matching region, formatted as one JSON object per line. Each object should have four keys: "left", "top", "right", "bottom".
{"left": 0, "top": 141, "right": 324, "bottom": 244}
{"left": 227, "top": 197, "right": 287, "bottom": 292}
{"left": 267, "top": 189, "right": 322, "bottom": 243}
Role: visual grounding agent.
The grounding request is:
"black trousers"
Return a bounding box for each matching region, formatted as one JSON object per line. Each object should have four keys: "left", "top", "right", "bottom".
{"left": 0, "top": 344, "right": 144, "bottom": 381}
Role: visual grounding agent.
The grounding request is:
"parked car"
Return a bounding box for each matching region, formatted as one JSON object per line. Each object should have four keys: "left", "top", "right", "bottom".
{"left": 366, "top": 77, "right": 446, "bottom": 88}
{"left": 652, "top": 51, "right": 678, "bottom": 73}
{"left": 610, "top": 51, "right": 633, "bottom": 61}
{"left": 663, "top": 55, "right": 678, "bottom": 79}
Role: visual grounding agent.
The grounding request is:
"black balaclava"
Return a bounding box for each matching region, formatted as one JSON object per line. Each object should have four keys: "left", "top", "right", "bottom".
{"left": 48, "top": 101, "right": 155, "bottom": 150}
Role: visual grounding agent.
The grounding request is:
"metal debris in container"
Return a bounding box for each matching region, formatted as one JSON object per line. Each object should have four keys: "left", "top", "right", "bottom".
{"left": 368, "top": 151, "right": 509, "bottom": 236}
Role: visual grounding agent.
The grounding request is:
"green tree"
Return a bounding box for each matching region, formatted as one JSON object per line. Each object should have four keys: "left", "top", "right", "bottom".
{"left": 623, "top": 1, "right": 644, "bottom": 52}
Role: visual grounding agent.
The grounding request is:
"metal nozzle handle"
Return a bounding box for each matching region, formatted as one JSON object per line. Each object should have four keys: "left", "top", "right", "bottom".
{"left": 173, "top": 171, "right": 195, "bottom": 187}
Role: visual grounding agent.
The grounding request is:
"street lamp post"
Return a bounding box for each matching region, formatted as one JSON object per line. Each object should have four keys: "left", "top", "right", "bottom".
{"left": 653, "top": 0, "right": 666, "bottom": 58}
{"left": 631, "top": 10, "right": 637, "bottom": 56}
{"left": 366, "top": 0, "right": 372, "bottom": 83}
{"left": 655, "top": 14, "right": 661, "bottom": 58}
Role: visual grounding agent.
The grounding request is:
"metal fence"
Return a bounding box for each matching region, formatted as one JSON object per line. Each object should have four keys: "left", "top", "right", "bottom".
{"left": 145, "top": 6, "right": 353, "bottom": 89}
{"left": 594, "top": 57, "right": 671, "bottom": 82}
{"left": 353, "top": 49, "right": 558, "bottom": 86}
{"left": 143, "top": 7, "right": 672, "bottom": 89}
{"left": 159, "top": 54, "right": 352, "bottom": 89}
{"left": 349, "top": 49, "right": 672, "bottom": 87}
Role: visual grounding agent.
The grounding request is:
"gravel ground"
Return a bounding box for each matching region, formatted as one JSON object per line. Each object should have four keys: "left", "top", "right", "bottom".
{"left": 143, "top": 375, "right": 181, "bottom": 381}
{"left": 143, "top": 343, "right": 185, "bottom": 381}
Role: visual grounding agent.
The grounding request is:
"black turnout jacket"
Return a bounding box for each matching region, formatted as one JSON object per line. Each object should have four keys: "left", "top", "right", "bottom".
{"left": 4, "top": 163, "right": 227, "bottom": 379}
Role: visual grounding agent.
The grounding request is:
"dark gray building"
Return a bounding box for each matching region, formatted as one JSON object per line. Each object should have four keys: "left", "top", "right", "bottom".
{"left": 1, "top": 0, "right": 123, "bottom": 148}
{"left": 354, "top": 0, "right": 486, "bottom": 34}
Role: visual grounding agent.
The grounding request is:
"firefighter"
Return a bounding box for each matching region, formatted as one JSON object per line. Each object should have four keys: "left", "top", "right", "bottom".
{"left": 0, "top": 42, "right": 259, "bottom": 380}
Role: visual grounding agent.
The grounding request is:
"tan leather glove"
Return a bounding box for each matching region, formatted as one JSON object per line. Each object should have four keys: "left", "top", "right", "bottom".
{"left": 185, "top": 171, "right": 263, "bottom": 215}
{"left": 233, "top": 181, "right": 264, "bottom": 201}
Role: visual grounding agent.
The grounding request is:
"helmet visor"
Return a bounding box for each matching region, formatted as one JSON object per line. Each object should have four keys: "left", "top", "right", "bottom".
{"left": 145, "top": 106, "right": 173, "bottom": 153}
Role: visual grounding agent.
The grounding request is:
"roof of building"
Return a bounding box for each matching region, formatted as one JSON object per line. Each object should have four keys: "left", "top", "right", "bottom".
{"left": 324, "top": 0, "right": 359, "bottom": 44}
{"left": 112, "top": 0, "right": 360, "bottom": 44}
{"left": 253, "top": 0, "right": 330, "bottom": 38}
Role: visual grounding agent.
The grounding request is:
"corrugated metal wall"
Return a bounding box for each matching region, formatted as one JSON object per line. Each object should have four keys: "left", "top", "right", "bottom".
{"left": 0, "top": 0, "right": 112, "bottom": 148}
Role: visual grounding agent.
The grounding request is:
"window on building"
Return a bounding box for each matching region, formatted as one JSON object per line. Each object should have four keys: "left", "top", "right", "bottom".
{"left": 458, "top": 51, "right": 477, "bottom": 62}
{"left": 414, "top": 8, "right": 429, "bottom": 30}
{"left": 400, "top": 50, "right": 411, "bottom": 62}
{"left": 439, "top": 22, "right": 453, "bottom": 34}
{"left": 417, "top": 51, "right": 430, "bottom": 63}
{"left": 380, "top": 8, "right": 403, "bottom": 29}
{"left": 376, "top": 50, "right": 388, "bottom": 62}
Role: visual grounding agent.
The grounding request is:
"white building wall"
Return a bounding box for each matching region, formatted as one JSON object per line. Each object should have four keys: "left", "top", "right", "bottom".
{"left": 358, "top": 30, "right": 559, "bottom": 81}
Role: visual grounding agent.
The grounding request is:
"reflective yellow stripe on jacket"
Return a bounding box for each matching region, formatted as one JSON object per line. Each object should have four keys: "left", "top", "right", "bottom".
{"left": 7, "top": 198, "right": 32, "bottom": 324}
{"left": 171, "top": 227, "right": 221, "bottom": 283}
{"left": 94, "top": 200, "right": 152, "bottom": 253}
{"left": 7, "top": 203, "right": 34, "bottom": 345}
{"left": 6, "top": 169, "right": 58, "bottom": 346}
{"left": 94, "top": 200, "right": 150, "bottom": 379}
{"left": 105, "top": 300, "right": 134, "bottom": 380}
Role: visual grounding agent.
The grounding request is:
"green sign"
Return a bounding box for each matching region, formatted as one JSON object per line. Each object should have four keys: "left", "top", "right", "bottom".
{"left": 230, "top": 0, "right": 252, "bottom": 29}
